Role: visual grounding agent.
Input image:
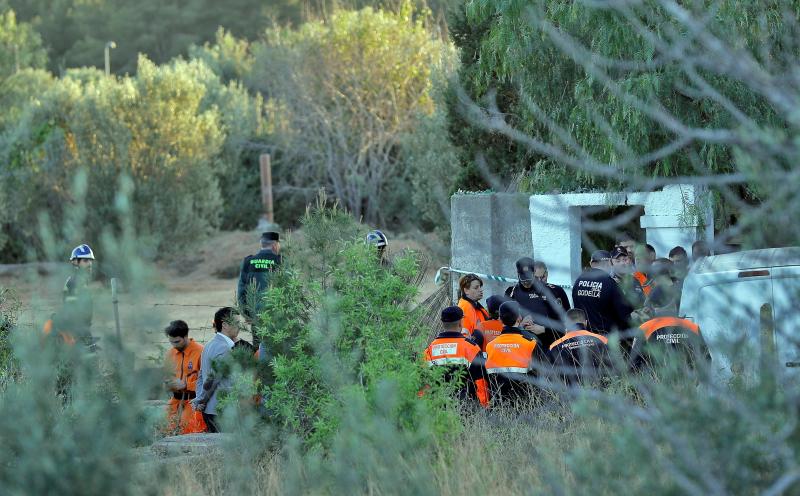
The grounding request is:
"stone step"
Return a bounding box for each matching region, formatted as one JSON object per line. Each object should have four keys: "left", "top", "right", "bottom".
{"left": 150, "top": 433, "right": 232, "bottom": 459}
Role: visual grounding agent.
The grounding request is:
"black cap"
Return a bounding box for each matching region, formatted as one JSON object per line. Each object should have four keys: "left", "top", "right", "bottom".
{"left": 516, "top": 256, "right": 535, "bottom": 281}
{"left": 441, "top": 306, "right": 464, "bottom": 323}
{"left": 610, "top": 246, "right": 628, "bottom": 259}
{"left": 499, "top": 301, "right": 521, "bottom": 326}
{"left": 486, "top": 295, "right": 510, "bottom": 316}
{"left": 261, "top": 231, "right": 280, "bottom": 242}
{"left": 591, "top": 250, "right": 612, "bottom": 263}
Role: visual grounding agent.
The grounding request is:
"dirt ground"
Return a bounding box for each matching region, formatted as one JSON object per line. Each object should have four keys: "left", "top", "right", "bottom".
{"left": 4, "top": 230, "right": 445, "bottom": 367}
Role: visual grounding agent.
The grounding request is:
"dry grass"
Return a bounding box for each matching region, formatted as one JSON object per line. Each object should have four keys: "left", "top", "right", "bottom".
{"left": 156, "top": 394, "right": 608, "bottom": 496}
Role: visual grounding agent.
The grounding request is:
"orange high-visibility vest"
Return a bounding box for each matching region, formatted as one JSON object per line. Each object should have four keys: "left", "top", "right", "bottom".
{"left": 42, "top": 319, "right": 77, "bottom": 346}
{"left": 424, "top": 334, "right": 489, "bottom": 407}
{"left": 458, "top": 298, "right": 490, "bottom": 334}
{"left": 476, "top": 319, "right": 503, "bottom": 351}
{"left": 633, "top": 272, "right": 654, "bottom": 296}
{"left": 166, "top": 339, "right": 204, "bottom": 393}
{"left": 640, "top": 316, "right": 700, "bottom": 340}
{"left": 485, "top": 332, "right": 539, "bottom": 375}
{"left": 549, "top": 329, "right": 609, "bottom": 351}
{"left": 165, "top": 339, "right": 206, "bottom": 435}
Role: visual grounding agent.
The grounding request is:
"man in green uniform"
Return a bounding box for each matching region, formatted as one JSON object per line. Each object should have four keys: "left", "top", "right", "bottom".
{"left": 237, "top": 232, "right": 281, "bottom": 349}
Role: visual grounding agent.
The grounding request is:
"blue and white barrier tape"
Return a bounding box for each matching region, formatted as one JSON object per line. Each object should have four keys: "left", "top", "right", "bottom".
{"left": 435, "top": 267, "right": 571, "bottom": 289}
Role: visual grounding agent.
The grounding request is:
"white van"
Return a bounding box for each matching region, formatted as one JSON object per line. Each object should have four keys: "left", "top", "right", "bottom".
{"left": 679, "top": 247, "right": 800, "bottom": 381}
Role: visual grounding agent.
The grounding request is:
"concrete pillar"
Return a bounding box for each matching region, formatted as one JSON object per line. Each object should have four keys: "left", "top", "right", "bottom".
{"left": 450, "top": 193, "right": 531, "bottom": 300}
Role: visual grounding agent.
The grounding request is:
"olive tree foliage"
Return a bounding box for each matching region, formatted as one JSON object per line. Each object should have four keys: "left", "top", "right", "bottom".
{"left": 399, "top": 71, "right": 462, "bottom": 232}
{"left": 0, "top": 8, "right": 46, "bottom": 78}
{"left": 449, "top": 0, "right": 799, "bottom": 246}
{"left": 0, "top": 9, "right": 51, "bottom": 131}
{"left": 250, "top": 5, "right": 451, "bottom": 226}
{"left": 0, "top": 56, "right": 264, "bottom": 260}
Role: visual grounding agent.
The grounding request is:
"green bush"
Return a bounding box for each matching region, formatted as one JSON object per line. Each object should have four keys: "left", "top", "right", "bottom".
{"left": 253, "top": 196, "right": 458, "bottom": 449}
{"left": 0, "top": 55, "right": 266, "bottom": 261}
{"left": 0, "top": 287, "right": 19, "bottom": 385}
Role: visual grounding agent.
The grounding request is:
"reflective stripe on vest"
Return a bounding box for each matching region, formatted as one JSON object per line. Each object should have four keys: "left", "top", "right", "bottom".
{"left": 640, "top": 317, "right": 700, "bottom": 340}
{"left": 549, "top": 330, "right": 609, "bottom": 351}
{"left": 486, "top": 366, "right": 530, "bottom": 375}
{"left": 427, "top": 357, "right": 471, "bottom": 367}
{"left": 485, "top": 333, "right": 537, "bottom": 375}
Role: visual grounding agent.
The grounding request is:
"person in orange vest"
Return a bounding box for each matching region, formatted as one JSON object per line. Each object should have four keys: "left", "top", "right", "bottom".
{"left": 484, "top": 301, "right": 548, "bottom": 406}
{"left": 423, "top": 306, "right": 489, "bottom": 407}
{"left": 476, "top": 295, "right": 509, "bottom": 351}
{"left": 548, "top": 308, "right": 610, "bottom": 385}
{"left": 632, "top": 243, "right": 657, "bottom": 299}
{"left": 163, "top": 320, "right": 207, "bottom": 434}
{"left": 631, "top": 286, "right": 710, "bottom": 371}
{"left": 457, "top": 273, "right": 488, "bottom": 348}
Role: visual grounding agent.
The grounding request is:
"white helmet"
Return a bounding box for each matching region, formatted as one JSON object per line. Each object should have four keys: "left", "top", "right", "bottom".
{"left": 365, "top": 230, "right": 388, "bottom": 248}
{"left": 70, "top": 244, "right": 95, "bottom": 261}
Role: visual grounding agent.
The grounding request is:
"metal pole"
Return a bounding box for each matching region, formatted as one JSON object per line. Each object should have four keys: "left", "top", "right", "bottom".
{"left": 259, "top": 154, "right": 274, "bottom": 224}
{"left": 111, "top": 278, "right": 122, "bottom": 343}
{"left": 104, "top": 41, "right": 116, "bottom": 76}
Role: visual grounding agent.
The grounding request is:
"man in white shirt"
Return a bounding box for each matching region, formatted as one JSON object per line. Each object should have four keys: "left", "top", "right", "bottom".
{"left": 192, "top": 307, "right": 240, "bottom": 432}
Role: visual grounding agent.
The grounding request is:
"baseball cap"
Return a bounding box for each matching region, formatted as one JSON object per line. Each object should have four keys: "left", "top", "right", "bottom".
{"left": 610, "top": 246, "right": 628, "bottom": 259}
{"left": 516, "top": 257, "right": 535, "bottom": 281}
{"left": 591, "top": 250, "right": 612, "bottom": 262}
{"left": 261, "top": 231, "right": 280, "bottom": 242}
{"left": 440, "top": 306, "right": 464, "bottom": 323}
{"left": 486, "top": 295, "right": 510, "bottom": 316}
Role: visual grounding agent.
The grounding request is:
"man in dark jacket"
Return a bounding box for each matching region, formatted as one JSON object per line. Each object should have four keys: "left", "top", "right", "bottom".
{"left": 505, "top": 257, "right": 569, "bottom": 350}
{"left": 237, "top": 232, "right": 282, "bottom": 348}
{"left": 548, "top": 308, "right": 610, "bottom": 385}
{"left": 572, "top": 250, "right": 633, "bottom": 337}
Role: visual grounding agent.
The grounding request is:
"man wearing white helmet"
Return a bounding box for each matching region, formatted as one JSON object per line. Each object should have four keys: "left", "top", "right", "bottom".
{"left": 59, "top": 244, "right": 96, "bottom": 345}
{"left": 365, "top": 229, "right": 389, "bottom": 266}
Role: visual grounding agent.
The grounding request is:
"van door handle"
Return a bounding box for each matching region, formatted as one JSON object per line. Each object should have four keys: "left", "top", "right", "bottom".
{"left": 786, "top": 362, "right": 800, "bottom": 368}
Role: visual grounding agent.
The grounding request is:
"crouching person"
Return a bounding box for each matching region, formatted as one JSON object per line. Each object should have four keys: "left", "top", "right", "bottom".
{"left": 424, "top": 306, "right": 489, "bottom": 408}
{"left": 164, "top": 320, "right": 206, "bottom": 434}
{"left": 484, "top": 302, "right": 549, "bottom": 407}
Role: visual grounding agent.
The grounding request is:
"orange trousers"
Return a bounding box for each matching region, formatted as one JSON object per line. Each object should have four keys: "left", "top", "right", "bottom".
{"left": 166, "top": 398, "right": 207, "bottom": 435}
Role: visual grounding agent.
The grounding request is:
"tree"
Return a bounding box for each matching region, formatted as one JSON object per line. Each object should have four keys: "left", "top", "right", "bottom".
{"left": 451, "top": 0, "right": 798, "bottom": 246}
{"left": 9, "top": 0, "right": 306, "bottom": 75}
{"left": 446, "top": 0, "right": 791, "bottom": 240}
{"left": 0, "top": 56, "right": 254, "bottom": 260}
{"left": 251, "top": 5, "right": 449, "bottom": 225}
{"left": 0, "top": 9, "right": 47, "bottom": 78}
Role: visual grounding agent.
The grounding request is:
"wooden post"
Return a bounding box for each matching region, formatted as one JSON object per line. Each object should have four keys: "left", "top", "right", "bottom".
{"left": 259, "top": 154, "right": 274, "bottom": 224}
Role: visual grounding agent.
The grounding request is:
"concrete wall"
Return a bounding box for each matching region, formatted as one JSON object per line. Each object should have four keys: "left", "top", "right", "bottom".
{"left": 450, "top": 193, "right": 531, "bottom": 300}
{"left": 530, "top": 185, "right": 713, "bottom": 289}
{"left": 451, "top": 185, "right": 714, "bottom": 300}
